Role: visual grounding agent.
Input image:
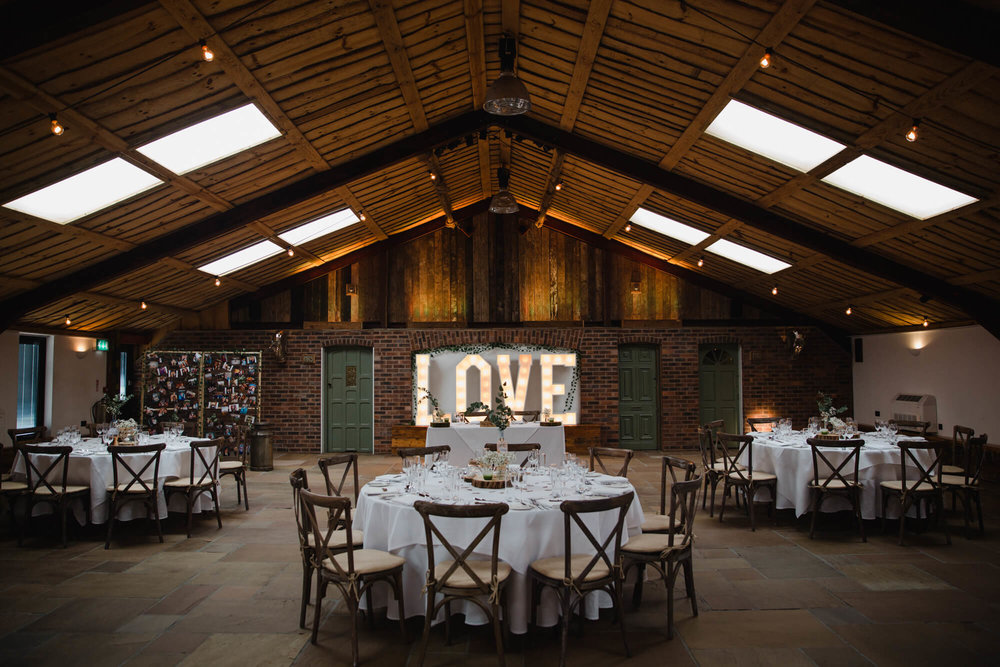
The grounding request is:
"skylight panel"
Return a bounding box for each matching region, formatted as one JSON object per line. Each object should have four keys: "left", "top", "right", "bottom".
{"left": 278, "top": 209, "right": 359, "bottom": 246}
{"left": 631, "top": 208, "right": 710, "bottom": 245}
{"left": 136, "top": 103, "right": 281, "bottom": 175}
{"left": 821, "top": 155, "right": 977, "bottom": 220}
{"left": 705, "top": 99, "right": 845, "bottom": 172}
{"left": 198, "top": 240, "right": 282, "bottom": 276}
{"left": 706, "top": 239, "right": 791, "bottom": 274}
{"left": 3, "top": 158, "right": 162, "bottom": 224}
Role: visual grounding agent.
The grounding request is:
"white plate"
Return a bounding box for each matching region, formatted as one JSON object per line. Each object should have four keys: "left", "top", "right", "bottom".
{"left": 595, "top": 477, "right": 630, "bottom": 487}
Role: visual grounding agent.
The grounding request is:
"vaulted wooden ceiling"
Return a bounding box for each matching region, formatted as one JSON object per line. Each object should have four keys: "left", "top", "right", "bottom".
{"left": 0, "top": 0, "right": 997, "bottom": 337}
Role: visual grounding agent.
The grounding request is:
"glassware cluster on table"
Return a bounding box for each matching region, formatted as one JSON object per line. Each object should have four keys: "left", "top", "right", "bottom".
{"left": 391, "top": 449, "right": 602, "bottom": 506}
{"left": 799, "top": 416, "right": 862, "bottom": 440}
{"left": 163, "top": 423, "right": 186, "bottom": 445}
{"left": 54, "top": 426, "right": 85, "bottom": 445}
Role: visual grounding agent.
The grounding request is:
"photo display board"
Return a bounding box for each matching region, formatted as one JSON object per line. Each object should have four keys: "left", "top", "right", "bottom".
{"left": 141, "top": 350, "right": 261, "bottom": 452}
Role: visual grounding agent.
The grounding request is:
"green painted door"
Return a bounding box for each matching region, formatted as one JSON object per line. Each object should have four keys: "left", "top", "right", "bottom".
{"left": 698, "top": 344, "right": 741, "bottom": 434}
{"left": 618, "top": 345, "right": 659, "bottom": 450}
{"left": 324, "top": 347, "right": 373, "bottom": 452}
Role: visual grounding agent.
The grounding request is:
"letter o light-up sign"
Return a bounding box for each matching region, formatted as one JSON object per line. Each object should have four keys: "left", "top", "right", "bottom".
{"left": 454, "top": 354, "right": 492, "bottom": 414}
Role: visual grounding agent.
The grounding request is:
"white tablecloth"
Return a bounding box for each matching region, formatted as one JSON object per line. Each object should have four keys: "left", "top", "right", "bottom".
{"left": 12, "top": 436, "right": 218, "bottom": 524}
{"left": 353, "top": 468, "right": 643, "bottom": 634}
{"left": 425, "top": 423, "right": 566, "bottom": 465}
{"left": 742, "top": 432, "right": 932, "bottom": 519}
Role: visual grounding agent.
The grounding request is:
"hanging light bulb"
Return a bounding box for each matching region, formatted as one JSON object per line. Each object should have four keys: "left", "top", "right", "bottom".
{"left": 922, "top": 316, "right": 929, "bottom": 327}
{"left": 49, "top": 113, "right": 64, "bottom": 136}
{"left": 697, "top": 257, "right": 704, "bottom": 267}
{"left": 200, "top": 40, "right": 214, "bottom": 62}
{"left": 554, "top": 182, "right": 563, "bottom": 192}
{"left": 483, "top": 37, "right": 532, "bottom": 115}
{"left": 429, "top": 171, "right": 437, "bottom": 181}
{"left": 771, "top": 285, "right": 779, "bottom": 296}
{"left": 845, "top": 305, "right": 853, "bottom": 315}
{"left": 64, "top": 315, "right": 72, "bottom": 326}
{"left": 287, "top": 248, "right": 295, "bottom": 257}
{"left": 359, "top": 212, "right": 366, "bottom": 221}
{"left": 214, "top": 276, "right": 222, "bottom": 287}
{"left": 759, "top": 48, "right": 772, "bottom": 69}
{"left": 488, "top": 167, "right": 519, "bottom": 214}
{"left": 624, "top": 222, "right": 631, "bottom": 232}
{"left": 140, "top": 301, "right": 148, "bottom": 310}
{"left": 905, "top": 119, "right": 919, "bottom": 142}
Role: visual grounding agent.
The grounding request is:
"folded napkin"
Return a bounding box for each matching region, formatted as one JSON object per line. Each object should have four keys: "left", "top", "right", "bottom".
{"left": 590, "top": 486, "right": 629, "bottom": 497}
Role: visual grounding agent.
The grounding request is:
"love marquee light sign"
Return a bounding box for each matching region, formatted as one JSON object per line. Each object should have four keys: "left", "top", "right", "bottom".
{"left": 412, "top": 344, "right": 580, "bottom": 426}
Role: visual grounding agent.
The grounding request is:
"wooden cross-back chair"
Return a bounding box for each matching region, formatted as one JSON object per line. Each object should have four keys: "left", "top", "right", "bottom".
{"left": 941, "top": 433, "right": 988, "bottom": 537}
{"left": 717, "top": 433, "right": 777, "bottom": 531}
{"left": 622, "top": 475, "right": 701, "bottom": 639}
{"left": 880, "top": 441, "right": 949, "bottom": 546}
{"left": 696, "top": 422, "right": 730, "bottom": 517}
{"left": 747, "top": 417, "right": 780, "bottom": 432}
{"left": 164, "top": 439, "right": 222, "bottom": 537}
{"left": 0, "top": 440, "right": 29, "bottom": 536}
{"left": 105, "top": 443, "right": 165, "bottom": 549}
{"left": 298, "top": 488, "right": 406, "bottom": 666}
{"left": 528, "top": 492, "right": 634, "bottom": 667}
{"left": 484, "top": 442, "right": 540, "bottom": 466}
{"left": 588, "top": 447, "right": 634, "bottom": 477}
{"left": 515, "top": 410, "right": 540, "bottom": 422}
{"left": 396, "top": 445, "right": 451, "bottom": 466}
{"left": 7, "top": 427, "right": 48, "bottom": 447}
{"left": 944, "top": 425, "right": 975, "bottom": 477}
{"left": 806, "top": 438, "right": 865, "bottom": 541}
{"left": 641, "top": 455, "right": 696, "bottom": 534}
{"left": 413, "top": 500, "right": 511, "bottom": 667}
{"left": 318, "top": 453, "right": 361, "bottom": 504}
{"left": 219, "top": 423, "right": 249, "bottom": 510}
{"left": 20, "top": 444, "right": 90, "bottom": 548}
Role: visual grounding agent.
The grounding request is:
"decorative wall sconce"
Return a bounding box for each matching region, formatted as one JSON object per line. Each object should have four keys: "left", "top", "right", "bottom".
{"left": 345, "top": 284, "right": 358, "bottom": 296}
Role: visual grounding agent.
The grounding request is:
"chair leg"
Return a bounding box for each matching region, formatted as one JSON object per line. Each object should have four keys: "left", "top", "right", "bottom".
{"left": 212, "top": 487, "right": 222, "bottom": 529}
{"left": 616, "top": 578, "right": 630, "bottom": 657}
{"left": 854, "top": 490, "right": 866, "bottom": 542}
{"left": 809, "top": 490, "right": 820, "bottom": 539}
{"left": 105, "top": 500, "right": 116, "bottom": 549}
{"left": 349, "top": 589, "right": 360, "bottom": 667}
{"left": 709, "top": 477, "right": 718, "bottom": 518}
{"left": 443, "top": 599, "right": 452, "bottom": 644}
{"left": 718, "top": 481, "right": 728, "bottom": 523}
{"left": 153, "top": 496, "right": 164, "bottom": 543}
{"left": 186, "top": 494, "right": 194, "bottom": 538}
{"left": 311, "top": 577, "right": 325, "bottom": 645}
{"left": 418, "top": 588, "right": 435, "bottom": 667}
{"left": 683, "top": 557, "right": 698, "bottom": 616}
{"left": 234, "top": 473, "right": 241, "bottom": 505}
{"left": 59, "top": 500, "right": 68, "bottom": 548}
{"left": 939, "top": 495, "right": 951, "bottom": 545}
{"left": 975, "top": 492, "right": 985, "bottom": 536}
{"left": 299, "top": 561, "right": 312, "bottom": 629}
{"left": 241, "top": 472, "right": 249, "bottom": 510}
{"left": 491, "top": 599, "right": 506, "bottom": 667}
{"left": 559, "top": 591, "right": 571, "bottom": 667}
{"left": 530, "top": 578, "right": 540, "bottom": 628}
{"left": 394, "top": 573, "right": 407, "bottom": 642}
{"left": 898, "top": 497, "right": 909, "bottom": 546}
{"left": 632, "top": 562, "right": 645, "bottom": 608}
{"left": 748, "top": 486, "right": 757, "bottom": 532}
{"left": 365, "top": 587, "right": 375, "bottom": 630}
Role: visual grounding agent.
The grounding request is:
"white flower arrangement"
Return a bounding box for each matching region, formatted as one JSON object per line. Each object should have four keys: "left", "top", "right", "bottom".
{"left": 114, "top": 418, "right": 140, "bottom": 443}
{"left": 474, "top": 450, "right": 516, "bottom": 469}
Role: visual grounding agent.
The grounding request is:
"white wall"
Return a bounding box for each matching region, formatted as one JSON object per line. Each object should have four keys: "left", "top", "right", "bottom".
{"left": 852, "top": 325, "right": 1000, "bottom": 442}
{"left": 1, "top": 330, "right": 108, "bottom": 444}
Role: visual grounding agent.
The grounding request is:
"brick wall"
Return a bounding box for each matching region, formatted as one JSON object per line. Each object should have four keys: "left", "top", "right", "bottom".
{"left": 158, "top": 325, "right": 851, "bottom": 453}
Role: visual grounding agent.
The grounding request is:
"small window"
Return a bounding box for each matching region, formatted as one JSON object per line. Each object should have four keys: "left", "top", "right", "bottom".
{"left": 16, "top": 335, "right": 46, "bottom": 428}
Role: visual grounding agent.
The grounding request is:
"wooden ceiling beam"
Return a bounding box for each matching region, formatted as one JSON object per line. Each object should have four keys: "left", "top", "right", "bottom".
{"left": 463, "top": 0, "right": 491, "bottom": 198}
{"left": 157, "top": 257, "right": 259, "bottom": 292}
{"left": 368, "top": 0, "right": 429, "bottom": 132}
{"left": 602, "top": 0, "right": 815, "bottom": 238}
{"left": 425, "top": 154, "right": 456, "bottom": 226}
{"left": 534, "top": 151, "right": 565, "bottom": 229}
{"left": 245, "top": 221, "right": 325, "bottom": 265}
{"left": 335, "top": 186, "right": 388, "bottom": 241}
{"left": 0, "top": 273, "right": 197, "bottom": 318}
{"left": 499, "top": 114, "right": 1000, "bottom": 339}
{"left": 0, "top": 110, "right": 491, "bottom": 330}
{"left": 159, "top": 0, "right": 329, "bottom": 172}
{"left": 2, "top": 209, "right": 135, "bottom": 252}
{"left": 501, "top": 0, "right": 520, "bottom": 36}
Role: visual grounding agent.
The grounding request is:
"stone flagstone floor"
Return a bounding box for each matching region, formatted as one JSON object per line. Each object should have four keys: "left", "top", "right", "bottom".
{"left": 0, "top": 450, "right": 998, "bottom": 666}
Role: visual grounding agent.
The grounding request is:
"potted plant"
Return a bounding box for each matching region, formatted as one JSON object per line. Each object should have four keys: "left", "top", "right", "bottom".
{"left": 466, "top": 383, "right": 514, "bottom": 448}
{"left": 419, "top": 387, "right": 449, "bottom": 426}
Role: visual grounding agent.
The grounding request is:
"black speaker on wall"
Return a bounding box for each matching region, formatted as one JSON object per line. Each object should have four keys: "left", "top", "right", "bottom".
{"left": 854, "top": 338, "right": 863, "bottom": 363}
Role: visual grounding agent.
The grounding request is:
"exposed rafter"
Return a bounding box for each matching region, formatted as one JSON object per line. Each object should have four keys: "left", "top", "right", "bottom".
{"left": 463, "top": 0, "right": 491, "bottom": 198}
{"left": 335, "top": 186, "right": 388, "bottom": 241}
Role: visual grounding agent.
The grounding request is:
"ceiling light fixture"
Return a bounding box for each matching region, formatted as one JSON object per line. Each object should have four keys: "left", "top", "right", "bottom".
{"left": 554, "top": 182, "right": 563, "bottom": 191}
{"left": 200, "top": 40, "right": 214, "bottom": 62}
{"left": 488, "top": 167, "right": 519, "bottom": 214}
{"left": 759, "top": 48, "right": 772, "bottom": 69}
{"left": 905, "top": 119, "right": 920, "bottom": 142}
{"left": 771, "top": 285, "right": 779, "bottom": 295}
{"left": 49, "top": 113, "right": 64, "bottom": 136}
{"left": 624, "top": 222, "right": 631, "bottom": 232}
{"left": 483, "top": 36, "right": 531, "bottom": 116}
{"left": 286, "top": 248, "right": 294, "bottom": 257}
{"left": 845, "top": 305, "right": 852, "bottom": 315}
{"left": 429, "top": 171, "right": 437, "bottom": 181}
{"left": 359, "top": 212, "right": 366, "bottom": 221}
{"left": 214, "top": 276, "right": 222, "bottom": 287}
{"left": 697, "top": 257, "right": 704, "bottom": 267}
{"left": 64, "top": 315, "right": 72, "bottom": 326}
{"left": 922, "top": 316, "right": 929, "bottom": 328}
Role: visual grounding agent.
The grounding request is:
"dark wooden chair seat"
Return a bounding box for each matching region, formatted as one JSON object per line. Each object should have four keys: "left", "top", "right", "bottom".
{"left": 105, "top": 443, "right": 165, "bottom": 549}
{"left": 718, "top": 433, "right": 777, "bottom": 531}
{"left": 20, "top": 444, "right": 90, "bottom": 548}
{"left": 880, "top": 441, "right": 949, "bottom": 546}
{"left": 163, "top": 439, "right": 223, "bottom": 537}
{"left": 806, "top": 438, "right": 865, "bottom": 541}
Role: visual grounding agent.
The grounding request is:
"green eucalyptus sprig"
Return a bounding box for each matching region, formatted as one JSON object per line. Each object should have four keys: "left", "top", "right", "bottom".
{"left": 102, "top": 392, "right": 133, "bottom": 420}
{"left": 466, "top": 383, "right": 514, "bottom": 432}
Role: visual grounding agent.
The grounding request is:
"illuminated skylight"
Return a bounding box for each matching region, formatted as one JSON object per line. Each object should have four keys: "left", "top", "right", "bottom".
{"left": 136, "top": 103, "right": 281, "bottom": 175}
{"left": 631, "top": 208, "right": 710, "bottom": 245}
{"left": 706, "top": 239, "right": 791, "bottom": 274}
{"left": 198, "top": 240, "right": 282, "bottom": 276}
{"left": 3, "top": 158, "right": 162, "bottom": 224}
{"left": 706, "top": 99, "right": 845, "bottom": 172}
{"left": 821, "top": 155, "right": 977, "bottom": 220}
{"left": 278, "top": 208, "right": 358, "bottom": 246}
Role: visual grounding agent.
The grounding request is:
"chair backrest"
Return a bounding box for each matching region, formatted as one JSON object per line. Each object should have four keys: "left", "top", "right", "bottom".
{"left": 953, "top": 425, "right": 974, "bottom": 468}
{"left": 890, "top": 419, "right": 930, "bottom": 436}
{"left": 589, "top": 447, "right": 634, "bottom": 477}
{"left": 183, "top": 421, "right": 200, "bottom": 438}
{"left": 484, "top": 442, "right": 540, "bottom": 466}
{"left": 665, "top": 476, "right": 701, "bottom": 549}
{"left": 747, "top": 417, "right": 780, "bottom": 432}
{"left": 289, "top": 468, "right": 311, "bottom": 550}
{"left": 961, "top": 434, "right": 988, "bottom": 486}
{"left": 515, "top": 410, "right": 540, "bottom": 422}
{"left": 20, "top": 444, "right": 72, "bottom": 495}
{"left": 414, "top": 501, "right": 509, "bottom": 596}
{"left": 807, "top": 438, "right": 864, "bottom": 489}
{"left": 559, "top": 492, "right": 633, "bottom": 587}
{"left": 897, "top": 441, "right": 944, "bottom": 492}
{"left": 185, "top": 439, "right": 221, "bottom": 485}
{"left": 298, "top": 489, "right": 357, "bottom": 577}
{"left": 657, "top": 455, "right": 697, "bottom": 516}
{"left": 696, "top": 425, "right": 716, "bottom": 471}
{"left": 318, "top": 453, "right": 360, "bottom": 504}
{"left": 717, "top": 433, "right": 754, "bottom": 482}
{"left": 397, "top": 445, "right": 451, "bottom": 466}
{"left": 8, "top": 426, "right": 48, "bottom": 447}
{"left": 108, "top": 443, "right": 166, "bottom": 495}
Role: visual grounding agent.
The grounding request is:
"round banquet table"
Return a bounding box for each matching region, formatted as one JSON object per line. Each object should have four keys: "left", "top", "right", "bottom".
{"left": 353, "top": 468, "right": 644, "bottom": 634}
{"left": 11, "top": 435, "right": 219, "bottom": 524}
{"left": 741, "top": 432, "right": 934, "bottom": 520}
{"left": 425, "top": 422, "right": 566, "bottom": 466}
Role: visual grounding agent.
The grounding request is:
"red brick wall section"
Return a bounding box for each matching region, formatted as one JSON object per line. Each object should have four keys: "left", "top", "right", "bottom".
{"left": 157, "top": 326, "right": 851, "bottom": 454}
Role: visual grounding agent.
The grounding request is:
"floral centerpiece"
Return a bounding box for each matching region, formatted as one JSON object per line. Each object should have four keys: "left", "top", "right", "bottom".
{"left": 113, "top": 418, "right": 140, "bottom": 445}
{"left": 466, "top": 383, "right": 514, "bottom": 441}
{"left": 471, "top": 450, "right": 516, "bottom": 481}
{"left": 816, "top": 392, "right": 848, "bottom": 432}
{"left": 418, "top": 387, "right": 448, "bottom": 424}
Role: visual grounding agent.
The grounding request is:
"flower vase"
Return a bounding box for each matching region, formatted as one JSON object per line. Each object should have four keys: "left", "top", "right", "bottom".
{"left": 497, "top": 435, "right": 508, "bottom": 453}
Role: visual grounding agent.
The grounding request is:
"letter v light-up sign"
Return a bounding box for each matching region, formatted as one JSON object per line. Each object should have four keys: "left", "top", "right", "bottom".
{"left": 496, "top": 354, "right": 531, "bottom": 412}
{"left": 455, "top": 354, "right": 492, "bottom": 416}
{"left": 541, "top": 353, "right": 577, "bottom": 424}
